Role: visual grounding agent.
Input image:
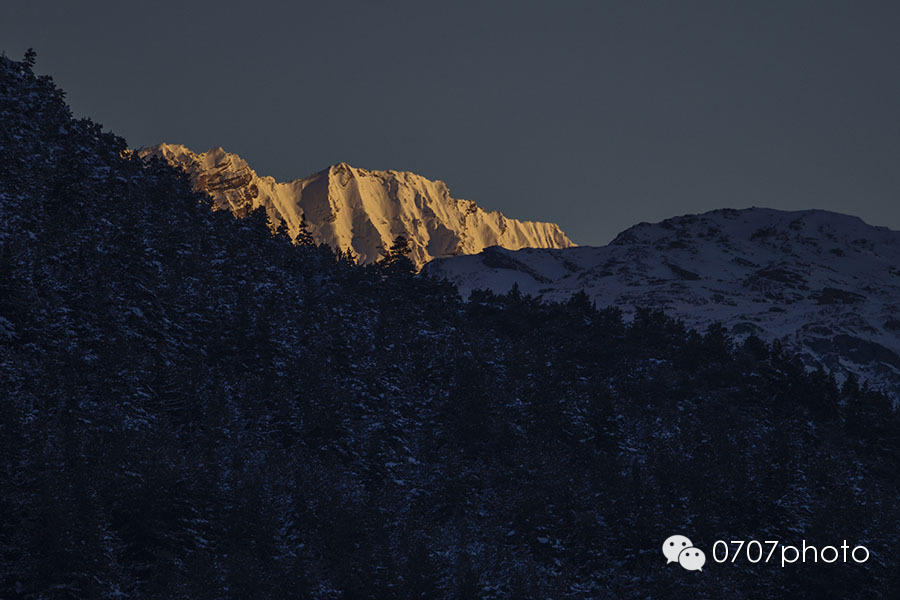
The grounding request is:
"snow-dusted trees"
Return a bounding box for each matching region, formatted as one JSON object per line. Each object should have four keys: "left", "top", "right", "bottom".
{"left": 1, "top": 52, "right": 898, "bottom": 599}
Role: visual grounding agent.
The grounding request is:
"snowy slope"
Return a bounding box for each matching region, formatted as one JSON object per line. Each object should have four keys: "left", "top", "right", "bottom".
{"left": 426, "top": 208, "right": 900, "bottom": 399}
{"left": 138, "top": 144, "right": 574, "bottom": 267}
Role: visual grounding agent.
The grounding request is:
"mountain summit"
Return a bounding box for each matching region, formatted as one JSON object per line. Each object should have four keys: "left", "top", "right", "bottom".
{"left": 138, "top": 144, "right": 574, "bottom": 267}
{"left": 427, "top": 207, "right": 900, "bottom": 399}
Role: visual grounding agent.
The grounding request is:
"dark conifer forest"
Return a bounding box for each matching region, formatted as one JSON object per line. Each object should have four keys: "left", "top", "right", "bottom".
{"left": 1, "top": 54, "right": 898, "bottom": 598}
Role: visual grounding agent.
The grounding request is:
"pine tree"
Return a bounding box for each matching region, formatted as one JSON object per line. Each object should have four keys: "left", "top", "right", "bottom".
{"left": 296, "top": 212, "right": 314, "bottom": 246}
{"left": 377, "top": 234, "right": 415, "bottom": 274}
{"left": 380, "top": 234, "right": 411, "bottom": 262}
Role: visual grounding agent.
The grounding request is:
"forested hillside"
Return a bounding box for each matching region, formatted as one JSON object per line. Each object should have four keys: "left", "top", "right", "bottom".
{"left": 427, "top": 207, "right": 900, "bottom": 401}
{"left": 1, "top": 53, "right": 898, "bottom": 598}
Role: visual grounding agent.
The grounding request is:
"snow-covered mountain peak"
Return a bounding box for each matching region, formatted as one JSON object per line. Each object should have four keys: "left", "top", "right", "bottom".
{"left": 427, "top": 207, "right": 900, "bottom": 400}
{"left": 612, "top": 207, "right": 892, "bottom": 251}
{"left": 138, "top": 144, "right": 574, "bottom": 267}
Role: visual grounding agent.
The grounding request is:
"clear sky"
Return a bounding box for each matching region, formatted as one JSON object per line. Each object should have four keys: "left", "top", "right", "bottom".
{"left": 3, "top": 0, "right": 899, "bottom": 245}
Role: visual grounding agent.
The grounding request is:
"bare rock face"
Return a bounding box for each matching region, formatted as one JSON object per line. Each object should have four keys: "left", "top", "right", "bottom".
{"left": 138, "top": 144, "right": 575, "bottom": 268}
{"left": 427, "top": 208, "right": 900, "bottom": 401}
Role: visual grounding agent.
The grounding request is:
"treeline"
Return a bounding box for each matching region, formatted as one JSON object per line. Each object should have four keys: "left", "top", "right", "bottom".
{"left": 1, "top": 53, "right": 898, "bottom": 598}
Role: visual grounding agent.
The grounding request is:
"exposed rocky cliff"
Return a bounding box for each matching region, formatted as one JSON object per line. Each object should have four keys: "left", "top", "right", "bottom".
{"left": 138, "top": 144, "right": 574, "bottom": 268}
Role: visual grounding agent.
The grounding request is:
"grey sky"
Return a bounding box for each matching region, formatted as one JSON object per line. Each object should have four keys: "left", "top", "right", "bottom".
{"left": 3, "top": 0, "right": 899, "bottom": 245}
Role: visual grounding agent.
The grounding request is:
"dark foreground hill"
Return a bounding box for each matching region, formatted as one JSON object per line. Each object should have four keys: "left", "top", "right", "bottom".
{"left": 1, "top": 53, "right": 898, "bottom": 598}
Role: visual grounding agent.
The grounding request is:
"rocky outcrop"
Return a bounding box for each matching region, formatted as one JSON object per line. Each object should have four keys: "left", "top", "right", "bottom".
{"left": 138, "top": 144, "right": 575, "bottom": 268}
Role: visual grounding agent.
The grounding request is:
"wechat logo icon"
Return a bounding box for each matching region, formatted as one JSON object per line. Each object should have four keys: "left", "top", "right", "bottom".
{"left": 663, "top": 534, "right": 706, "bottom": 572}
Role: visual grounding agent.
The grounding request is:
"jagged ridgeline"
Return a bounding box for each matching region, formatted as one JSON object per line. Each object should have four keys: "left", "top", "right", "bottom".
{"left": 138, "top": 143, "right": 575, "bottom": 269}
{"left": 1, "top": 53, "right": 898, "bottom": 598}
